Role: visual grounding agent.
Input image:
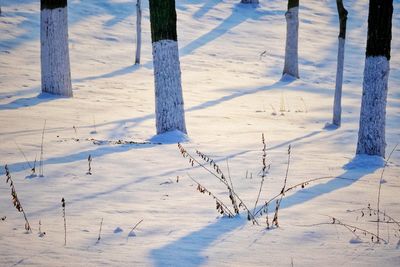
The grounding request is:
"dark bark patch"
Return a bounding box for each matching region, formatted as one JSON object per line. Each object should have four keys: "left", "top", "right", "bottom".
{"left": 41, "top": 0, "right": 67, "bottom": 10}
{"left": 149, "top": 0, "right": 178, "bottom": 43}
{"left": 288, "top": 0, "right": 299, "bottom": 10}
{"left": 366, "top": 0, "right": 393, "bottom": 60}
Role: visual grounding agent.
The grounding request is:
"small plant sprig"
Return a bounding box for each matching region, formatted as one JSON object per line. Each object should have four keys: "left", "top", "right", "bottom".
{"left": 4, "top": 165, "right": 32, "bottom": 233}
{"left": 195, "top": 149, "right": 240, "bottom": 215}
{"left": 178, "top": 143, "right": 259, "bottom": 225}
{"left": 38, "top": 220, "right": 46, "bottom": 237}
{"left": 39, "top": 120, "right": 46, "bottom": 177}
{"left": 61, "top": 197, "right": 66, "bottom": 246}
{"left": 254, "top": 175, "right": 358, "bottom": 218}
{"left": 15, "top": 141, "right": 36, "bottom": 177}
{"left": 128, "top": 219, "right": 144, "bottom": 238}
{"left": 86, "top": 155, "right": 92, "bottom": 175}
{"left": 271, "top": 145, "right": 291, "bottom": 227}
{"left": 187, "top": 174, "right": 235, "bottom": 217}
{"left": 253, "top": 133, "right": 270, "bottom": 215}
{"left": 330, "top": 216, "right": 387, "bottom": 243}
{"left": 376, "top": 144, "right": 398, "bottom": 242}
{"left": 97, "top": 218, "right": 103, "bottom": 242}
{"left": 1, "top": 216, "right": 7, "bottom": 221}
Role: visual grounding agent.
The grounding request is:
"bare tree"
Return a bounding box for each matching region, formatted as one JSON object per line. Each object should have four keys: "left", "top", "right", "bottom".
{"left": 332, "top": 0, "right": 348, "bottom": 127}
{"left": 283, "top": 0, "right": 299, "bottom": 79}
{"left": 40, "top": 0, "right": 72, "bottom": 97}
{"left": 149, "top": 0, "right": 187, "bottom": 134}
{"left": 356, "top": 0, "right": 393, "bottom": 157}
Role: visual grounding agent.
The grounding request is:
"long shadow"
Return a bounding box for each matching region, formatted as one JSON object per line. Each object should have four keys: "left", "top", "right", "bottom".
{"left": 192, "top": 0, "right": 220, "bottom": 19}
{"left": 150, "top": 155, "right": 382, "bottom": 267}
{"left": 0, "top": 92, "right": 59, "bottom": 110}
{"left": 180, "top": 3, "right": 279, "bottom": 57}
{"left": 0, "top": 142, "right": 158, "bottom": 176}
{"left": 74, "top": 3, "right": 281, "bottom": 82}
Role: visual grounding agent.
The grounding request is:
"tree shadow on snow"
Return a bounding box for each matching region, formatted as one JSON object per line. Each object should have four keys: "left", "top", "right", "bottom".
{"left": 0, "top": 92, "right": 59, "bottom": 110}
{"left": 150, "top": 155, "right": 383, "bottom": 267}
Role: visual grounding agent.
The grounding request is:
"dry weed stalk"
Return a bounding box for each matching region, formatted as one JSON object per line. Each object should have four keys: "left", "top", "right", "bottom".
{"left": 61, "top": 197, "right": 66, "bottom": 246}
{"left": 178, "top": 143, "right": 258, "bottom": 225}
{"left": 187, "top": 174, "right": 235, "bottom": 217}
{"left": 271, "top": 145, "right": 291, "bottom": 227}
{"left": 86, "top": 155, "right": 92, "bottom": 175}
{"left": 4, "top": 165, "right": 32, "bottom": 232}
{"left": 97, "top": 218, "right": 103, "bottom": 242}
{"left": 128, "top": 219, "right": 144, "bottom": 237}
{"left": 253, "top": 133, "right": 270, "bottom": 215}
{"left": 376, "top": 144, "right": 398, "bottom": 242}
{"left": 39, "top": 120, "right": 46, "bottom": 177}
{"left": 254, "top": 175, "right": 357, "bottom": 217}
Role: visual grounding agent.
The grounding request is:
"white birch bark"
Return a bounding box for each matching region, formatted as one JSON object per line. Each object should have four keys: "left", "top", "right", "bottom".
{"left": 152, "top": 40, "right": 187, "bottom": 134}
{"left": 283, "top": 6, "right": 299, "bottom": 78}
{"left": 356, "top": 56, "right": 390, "bottom": 157}
{"left": 41, "top": 7, "right": 72, "bottom": 97}
{"left": 332, "top": 37, "right": 345, "bottom": 126}
{"left": 135, "top": 0, "right": 142, "bottom": 65}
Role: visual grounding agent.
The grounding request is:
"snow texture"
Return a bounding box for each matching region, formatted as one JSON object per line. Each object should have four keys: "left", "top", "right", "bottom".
{"left": 357, "top": 56, "right": 390, "bottom": 157}
{"left": 152, "top": 39, "right": 187, "bottom": 134}
{"left": 41, "top": 7, "right": 72, "bottom": 97}
{"left": 332, "top": 37, "right": 346, "bottom": 126}
{"left": 283, "top": 6, "right": 299, "bottom": 78}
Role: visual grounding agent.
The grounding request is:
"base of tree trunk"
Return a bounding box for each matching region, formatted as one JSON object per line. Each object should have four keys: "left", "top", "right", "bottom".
{"left": 152, "top": 39, "right": 187, "bottom": 134}
{"left": 41, "top": 7, "right": 72, "bottom": 97}
{"left": 356, "top": 56, "right": 390, "bottom": 157}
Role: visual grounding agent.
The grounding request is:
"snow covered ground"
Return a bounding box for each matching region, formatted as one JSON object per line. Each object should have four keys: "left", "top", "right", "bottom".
{"left": 0, "top": 0, "right": 399, "bottom": 266}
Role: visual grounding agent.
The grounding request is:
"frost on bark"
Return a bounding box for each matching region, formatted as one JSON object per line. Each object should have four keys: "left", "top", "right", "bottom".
{"left": 135, "top": 0, "right": 142, "bottom": 65}
{"left": 332, "top": 0, "right": 348, "bottom": 127}
{"left": 240, "top": 0, "right": 259, "bottom": 4}
{"left": 149, "top": 0, "right": 187, "bottom": 135}
{"left": 40, "top": 0, "right": 72, "bottom": 97}
{"left": 356, "top": 0, "right": 393, "bottom": 157}
{"left": 283, "top": 0, "right": 299, "bottom": 78}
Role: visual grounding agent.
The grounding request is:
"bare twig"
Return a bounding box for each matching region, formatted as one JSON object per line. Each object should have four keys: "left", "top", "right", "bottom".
{"left": 272, "top": 145, "right": 291, "bottom": 227}
{"left": 97, "top": 218, "right": 103, "bottom": 242}
{"left": 61, "top": 198, "right": 66, "bottom": 246}
{"left": 178, "top": 143, "right": 259, "bottom": 225}
{"left": 86, "top": 155, "right": 92, "bottom": 175}
{"left": 128, "top": 219, "right": 144, "bottom": 237}
{"left": 187, "top": 174, "right": 235, "bottom": 217}
{"left": 376, "top": 144, "right": 398, "bottom": 242}
{"left": 253, "top": 133, "right": 270, "bottom": 214}
{"left": 254, "top": 175, "right": 357, "bottom": 217}
{"left": 39, "top": 120, "right": 46, "bottom": 177}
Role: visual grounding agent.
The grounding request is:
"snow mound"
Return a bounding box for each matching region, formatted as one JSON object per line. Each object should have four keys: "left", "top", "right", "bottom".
{"left": 343, "top": 154, "right": 385, "bottom": 170}
{"left": 148, "top": 130, "right": 189, "bottom": 144}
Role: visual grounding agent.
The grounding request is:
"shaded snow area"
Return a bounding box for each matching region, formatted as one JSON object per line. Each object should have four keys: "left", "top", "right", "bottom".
{"left": 1, "top": 0, "right": 400, "bottom": 266}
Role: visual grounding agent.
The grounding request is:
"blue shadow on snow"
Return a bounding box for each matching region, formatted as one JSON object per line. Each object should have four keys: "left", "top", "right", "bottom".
{"left": 150, "top": 155, "right": 383, "bottom": 267}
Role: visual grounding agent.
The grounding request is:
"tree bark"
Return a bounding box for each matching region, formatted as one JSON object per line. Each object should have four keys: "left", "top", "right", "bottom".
{"left": 240, "top": 0, "right": 259, "bottom": 4}
{"left": 135, "top": 0, "right": 142, "bottom": 65}
{"left": 40, "top": 0, "right": 72, "bottom": 97}
{"left": 283, "top": 0, "right": 299, "bottom": 78}
{"left": 356, "top": 0, "right": 393, "bottom": 157}
{"left": 149, "top": 0, "right": 187, "bottom": 135}
{"left": 332, "top": 0, "right": 348, "bottom": 126}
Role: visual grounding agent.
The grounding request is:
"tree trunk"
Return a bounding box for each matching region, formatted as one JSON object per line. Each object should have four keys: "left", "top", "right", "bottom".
{"left": 40, "top": 0, "right": 72, "bottom": 97}
{"left": 332, "top": 0, "right": 348, "bottom": 127}
{"left": 135, "top": 0, "right": 142, "bottom": 65}
{"left": 240, "top": 0, "right": 259, "bottom": 4}
{"left": 149, "top": 0, "right": 187, "bottom": 135}
{"left": 283, "top": 0, "right": 299, "bottom": 78}
{"left": 356, "top": 0, "right": 393, "bottom": 157}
